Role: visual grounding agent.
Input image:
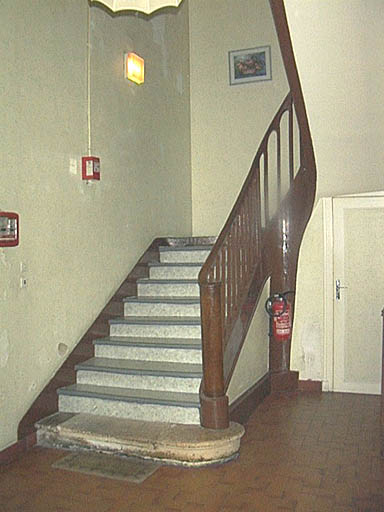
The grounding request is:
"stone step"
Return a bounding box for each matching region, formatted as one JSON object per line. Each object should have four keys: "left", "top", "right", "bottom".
{"left": 148, "top": 262, "right": 202, "bottom": 280}
{"left": 36, "top": 412, "right": 245, "bottom": 466}
{"left": 159, "top": 245, "right": 212, "bottom": 264}
{"left": 123, "top": 296, "right": 201, "bottom": 317}
{"left": 137, "top": 278, "right": 199, "bottom": 297}
{"left": 75, "top": 357, "right": 202, "bottom": 393}
{"left": 93, "top": 336, "right": 202, "bottom": 363}
{"left": 58, "top": 383, "right": 201, "bottom": 425}
{"left": 109, "top": 316, "right": 201, "bottom": 339}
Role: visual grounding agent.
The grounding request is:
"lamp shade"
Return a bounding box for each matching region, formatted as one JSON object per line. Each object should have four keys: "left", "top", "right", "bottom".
{"left": 90, "top": 0, "right": 183, "bottom": 14}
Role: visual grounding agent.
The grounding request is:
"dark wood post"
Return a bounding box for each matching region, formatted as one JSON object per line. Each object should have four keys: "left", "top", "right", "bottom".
{"left": 381, "top": 309, "right": 384, "bottom": 457}
{"left": 199, "top": 282, "right": 229, "bottom": 429}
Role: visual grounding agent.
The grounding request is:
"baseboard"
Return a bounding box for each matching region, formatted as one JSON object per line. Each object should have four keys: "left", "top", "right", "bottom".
{"left": 229, "top": 373, "right": 271, "bottom": 425}
{"left": 0, "top": 433, "right": 36, "bottom": 466}
{"left": 298, "top": 379, "right": 322, "bottom": 392}
{"left": 270, "top": 370, "right": 299, "bottom": 393}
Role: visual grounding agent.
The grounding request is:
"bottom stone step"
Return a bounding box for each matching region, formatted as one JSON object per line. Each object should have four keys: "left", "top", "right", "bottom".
{"left": 58, "top": 383, "right": 201, "bottom": 425}
{"left": 36, "top": 412, "right": 245, "bottom": 466}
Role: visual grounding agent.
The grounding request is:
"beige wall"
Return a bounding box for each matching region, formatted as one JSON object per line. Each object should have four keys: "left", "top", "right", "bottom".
{"left": 0, "top": 0, "right": 191, "bottom": 451}
{"left": 189, "top": 0, "right": 289, "bottom": 236}
{"left": 285, "top": 0, "right": 384, "bottom": 382}
{"left": 227, "top": 279, "right": 270, "bottom": 404}
{"left": 285, "top": 0, "right": 384, "bottom": 199}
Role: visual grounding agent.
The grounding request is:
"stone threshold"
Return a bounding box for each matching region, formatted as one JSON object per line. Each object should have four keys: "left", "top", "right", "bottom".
{"left": 36, "top": 413, "right": 245, "bottom": 467}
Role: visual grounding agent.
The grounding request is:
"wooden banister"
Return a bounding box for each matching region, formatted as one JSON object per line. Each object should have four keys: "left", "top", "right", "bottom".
{"left": 198, "top": 0, "right": 317, "bottom": 428}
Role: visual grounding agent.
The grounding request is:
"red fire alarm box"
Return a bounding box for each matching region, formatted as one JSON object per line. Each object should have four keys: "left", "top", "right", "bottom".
{"left": 82, "top": 156, "right": 100, "bottom": 181}
{"left": 0, "top": 212, "right": 19, "bottom": 247}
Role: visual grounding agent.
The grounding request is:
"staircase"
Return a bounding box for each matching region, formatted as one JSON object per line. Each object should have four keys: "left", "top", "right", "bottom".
{"left": 58, "top": 244, "right": 210, "bottom": 424}
{"left": 36, "top": 241, "right": 245, "bottom": 465}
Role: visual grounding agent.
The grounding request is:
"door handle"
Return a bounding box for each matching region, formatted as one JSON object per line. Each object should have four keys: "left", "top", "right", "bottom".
{"left": 335, "top": 279, "right": 348, "bottom": 300}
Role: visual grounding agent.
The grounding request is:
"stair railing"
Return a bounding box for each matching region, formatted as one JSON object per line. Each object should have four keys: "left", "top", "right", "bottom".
{"left": 199, "top": 93, "right": 296, "bottom": 428}
{"left": 198, "top": 0, "right": 317, "bottom": 429}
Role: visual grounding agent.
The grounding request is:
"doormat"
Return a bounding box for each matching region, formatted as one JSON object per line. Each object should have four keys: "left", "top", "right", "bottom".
{"left": 52, "top": 452, "right": 161, "bottom": 483}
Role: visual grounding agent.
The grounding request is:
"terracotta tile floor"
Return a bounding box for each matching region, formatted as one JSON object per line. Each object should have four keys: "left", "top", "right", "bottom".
{"left": 1, "top": 392, "right": 383, "bottom": 512}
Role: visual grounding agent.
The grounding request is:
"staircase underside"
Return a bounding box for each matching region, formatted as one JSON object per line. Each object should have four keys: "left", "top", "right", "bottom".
{"left": 36, "top": 412, "right": 244, "bottom": 467}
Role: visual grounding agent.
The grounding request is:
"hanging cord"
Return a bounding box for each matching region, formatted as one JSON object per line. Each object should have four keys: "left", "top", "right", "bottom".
{"left": 87, "top": 5, "right": 92, "bottom": 156}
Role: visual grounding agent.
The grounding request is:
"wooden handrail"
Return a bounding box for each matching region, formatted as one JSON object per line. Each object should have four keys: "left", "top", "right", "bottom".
{"left": 200, "top": 94, "right": 293, "bottom": 286}
{"left": 198, "top": 0, "right": 317, "bottom": 429}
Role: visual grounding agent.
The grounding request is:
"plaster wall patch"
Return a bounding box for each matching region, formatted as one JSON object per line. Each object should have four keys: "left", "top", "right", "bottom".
{"left": 300, "top": 321, "right": 323, "bottom": 380}
{"left": 0, "top": 330, "right": 10, "bottom": 368}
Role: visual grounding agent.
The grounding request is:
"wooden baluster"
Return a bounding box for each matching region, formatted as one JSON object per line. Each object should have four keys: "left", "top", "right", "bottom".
{"left": 238, "top": 209, "right": 243, "bottom": 286}
{"left": 254, "top": 174, "right": 260, "bottom": 257}
{"left": 199, "top": 281, "right": 229, "bottom": 429}
{"left": 289, "top": 97, "right": 294, "bottom": 182}
{"left": 277, "top": 125, "right": 282, "bottom": 202}
{"left": 245, "top": 193, "right": 250, "bottom": 279}
{"left": 251, "top": 179, "right": 256, "bottom": 257}
{"left": 222, "top": 245, "right": 228, "bottom": 327}
{"left": 219, "top": 249, "right": 226, "bottom": 346}
{"left": 246, "top": 197, "right": 250, "bottom": 277}
{"left": 381, "top": 308, "right": 384, "bottom": 457}
{"left": 256, "top": 168, "right": 262, "bottom": 249}
{"left": 234, "top": 219, "right": 240, "bottom": 320}
{"left": 241, "top": 207, "right": 246, "bottom": 288}
{"left": 227, "top": 230, "right": 233, "bottom": 332}
{"left": 233, "top": 221, "right": 237, "bottom": 324}
{"left": 245, "top": 192, "right": 249, "bottom": 276}
{"left": 264, "top": 146, "right": 269, "bottom": 223}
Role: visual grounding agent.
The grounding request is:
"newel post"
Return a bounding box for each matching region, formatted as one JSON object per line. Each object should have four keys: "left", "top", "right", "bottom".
{"left": 199, "top": 282, "right": 229, "bottom": 429}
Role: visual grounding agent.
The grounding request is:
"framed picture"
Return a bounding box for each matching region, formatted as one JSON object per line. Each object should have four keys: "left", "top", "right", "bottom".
{"left": 229, "top": 46, "right": 272, "bottom": 85}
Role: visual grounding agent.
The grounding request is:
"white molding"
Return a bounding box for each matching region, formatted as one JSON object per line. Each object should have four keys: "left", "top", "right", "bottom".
{"left": 333, "top": 383, "right": 381, "bottom": 395}
{"left": 322, "top": 198, "right": 334, "bottom": 391}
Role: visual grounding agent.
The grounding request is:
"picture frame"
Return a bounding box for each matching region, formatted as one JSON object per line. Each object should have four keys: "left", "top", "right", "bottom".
{"left": 229, "top": 45, "right": 272, "bottom": 85}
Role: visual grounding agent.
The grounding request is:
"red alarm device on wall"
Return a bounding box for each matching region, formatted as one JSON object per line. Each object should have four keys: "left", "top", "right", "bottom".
{"left": 0, "top": 212, "right": 19, "bottom": 247}
{"left": 82, "top": 156, "right": 100, "bottom": 181}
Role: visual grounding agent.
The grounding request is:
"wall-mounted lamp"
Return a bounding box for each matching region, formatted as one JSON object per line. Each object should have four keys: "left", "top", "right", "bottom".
{"left": 124, "top": 52, "right": 145, "bottom": 85}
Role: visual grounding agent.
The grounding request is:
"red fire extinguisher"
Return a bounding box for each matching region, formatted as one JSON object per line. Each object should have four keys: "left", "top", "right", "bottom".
{"left": 265, "top": 292, "right": 294, "bottom": 342}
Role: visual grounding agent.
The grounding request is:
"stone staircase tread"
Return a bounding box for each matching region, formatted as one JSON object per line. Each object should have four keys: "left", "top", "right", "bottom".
{"left": 123, "top": 296, "right": 200, "bottom": 304}
{"left": 75, "top": 357, "right": 202, "bottom": 376}
{"left": 137, "top": 278, "right": 198, "bottom": 284}
{"left": 159, "top": 245, "right": 213, "bottom": 252}
{"left": 109, "top": 316, "right": 201, "bottom": 325}
{"left": 93, "top": 336, "right": 202, "bottom": 349}
{"left": 58, "top": 383, "right": 200, "bottom": 407}
{"left": 148, "top": 262, "right": 203, "bottom": 267}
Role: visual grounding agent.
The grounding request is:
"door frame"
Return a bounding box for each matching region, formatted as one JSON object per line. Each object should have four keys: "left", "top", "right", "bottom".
{"left": 323, "top": 197, "right": 334, "bottom": 391}
{"left": 323, "top": 192, "right": 384, "bottom": 393}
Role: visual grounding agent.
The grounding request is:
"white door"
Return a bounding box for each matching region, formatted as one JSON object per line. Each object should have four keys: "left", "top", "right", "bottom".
{"left": 333, "top": 196, "right": 384, "bottom": 395}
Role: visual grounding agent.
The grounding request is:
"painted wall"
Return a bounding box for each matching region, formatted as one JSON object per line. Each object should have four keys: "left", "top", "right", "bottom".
{"left": 0, "top": 0, "right": 191, "bottom": 451}
{"left": 189, "top": 0, "right": 289, "bottom": 236}
{"left": 227, "top": 279, "right": 270, "bottom": 404}
{"left": 290, "top": 201, "right": 325, "bottom": 382}
{"left": 284, "top": 0, "right": 384, "bottom": 199}
{"left": 284, "top": 0, "right": 384, "bottom": 382}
